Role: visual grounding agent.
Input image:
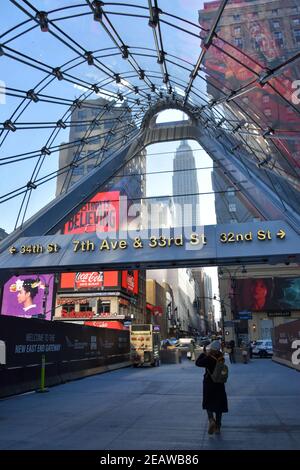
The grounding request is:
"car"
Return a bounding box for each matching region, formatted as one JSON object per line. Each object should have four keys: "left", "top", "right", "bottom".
{"left": 176, "top": 338, "right": 196, "bottom": 353}
{"left": 252, "top": 339, "right": 273, "bottom": 358}
{"left": 198, "top": 336, "right": 211, "bottom": 347}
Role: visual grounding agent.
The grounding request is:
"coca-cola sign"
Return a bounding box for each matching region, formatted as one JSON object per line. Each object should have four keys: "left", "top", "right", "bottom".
{"left": 75, "top": 272, "right": 104, "bottom": 289}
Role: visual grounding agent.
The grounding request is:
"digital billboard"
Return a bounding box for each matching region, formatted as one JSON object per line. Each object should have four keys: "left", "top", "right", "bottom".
{"left": 61, "top": 190, "right": 139, "bottom": 296}
{"left": 1, "top": 274, "right": 54, "bottom": 320}
{"left": 63, "top": 191, "right": 120, "bottom": 234}
{"left": 59, "top": 271, "right": 118, "bottom": 291}
{"left": 234, "top": 277, "right": 300, "bottom": 312}
{"left": 121, "top": 270, "right": 139, "bottom": 295}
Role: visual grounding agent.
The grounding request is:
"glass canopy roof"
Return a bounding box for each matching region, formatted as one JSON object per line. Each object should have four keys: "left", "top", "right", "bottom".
{"left": 0, "top": 0, "right": 300, "bottom": 232}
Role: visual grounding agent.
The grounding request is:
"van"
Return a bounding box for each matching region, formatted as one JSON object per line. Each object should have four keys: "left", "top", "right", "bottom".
{"left": 252, "top": 339, "right": 273, "bottom": 357}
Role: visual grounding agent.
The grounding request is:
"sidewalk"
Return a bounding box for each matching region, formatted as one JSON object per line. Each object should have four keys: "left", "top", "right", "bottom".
{"left": 0, "top": 357, "right": 299, "bottom": 450}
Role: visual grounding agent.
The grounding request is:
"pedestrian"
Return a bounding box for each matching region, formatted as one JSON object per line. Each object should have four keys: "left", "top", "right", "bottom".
{"left": 195, "top": 340, "right": 228, "bottom": 435}
{"left": 228, "top": 339, "right": 235, "bottom": 363}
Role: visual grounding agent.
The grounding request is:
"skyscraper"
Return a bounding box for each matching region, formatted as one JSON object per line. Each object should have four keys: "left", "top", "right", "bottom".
{"left": 172, "top": 140, "right": 199, "bottom": 228}
{"left": 54, "top": 97, "right": 147, "bottom": 328}
{"left": 56, "top": 97, "right": 133, "bottom": 195}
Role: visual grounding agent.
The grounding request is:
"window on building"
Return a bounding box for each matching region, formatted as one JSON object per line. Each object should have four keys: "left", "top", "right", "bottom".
{"left": 97, "top": 301, "right": 111, "bottom": 314}
{"left": 234, "top": 26, "right": 241, "bottom": 36}
{"left": 77, "top": 125, "right": 88, "bottom": 133}
{"left": 292, "top": 18, "right": 300, "bottom": 26}
{"left": 62, "top": 303, "right": 75, "bottom": 313}
{"left": 227, "top": 187, "right": 235, "bottom": 197}
{"left": 234, "top": 38, "right": 243, "bottom": 48}
{"left": 272, "top": 9, "right": 278, "bottom": 15}
{"left": 72, "top": 166, "right": 84, "bottom": 177}
{"left": 233, "top": 14, "right": 240, "bottom": 21}
{"left": 77, "top": 111, "right": 86, "bottom": 121}
{"left": 294, "top": 29, "right": 300, "bottom": 44}
{"left": 272, "top": 20, "right": 280, "bottom": 28}
{"left": 264, "top": 108, "right": 272, "bottom": 117}
{"left": 262, "top": 95, "right": 270, "bottom": 104}
{"left": 274, "top": 31, "right": 284, "bottom": 47}
{"left": 228, "top": 203, "right": 236, "bottom": 213}
{"left": 80, "top": 302, "right": 92, "bottom": 312}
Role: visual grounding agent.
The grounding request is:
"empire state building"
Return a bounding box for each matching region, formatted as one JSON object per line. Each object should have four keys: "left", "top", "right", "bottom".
{"left": 172, "top": 140, "right": 200, "bottom": 227}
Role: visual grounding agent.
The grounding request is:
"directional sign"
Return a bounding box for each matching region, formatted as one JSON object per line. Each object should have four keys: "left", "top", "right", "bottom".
{"left": 276, "top": 229, "right": 286, "bottom": 239}
{"left": 0, "top": 220, "right": 299, "bottom": 273}
{"left": 239, "top": 311, "right": 252, "bottom": 320}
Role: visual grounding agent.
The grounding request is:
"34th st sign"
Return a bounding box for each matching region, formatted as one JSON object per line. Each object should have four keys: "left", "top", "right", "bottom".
{"left": 0, "top": 220, "right": 299, "bottom": 275}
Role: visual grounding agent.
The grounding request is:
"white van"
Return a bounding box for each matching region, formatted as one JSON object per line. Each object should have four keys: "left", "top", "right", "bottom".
{"left": 252, "top": 339, "right": 273, "bottom": 357}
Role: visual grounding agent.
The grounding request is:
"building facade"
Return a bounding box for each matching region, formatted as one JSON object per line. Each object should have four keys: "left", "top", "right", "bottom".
{"left": 54, "top": 97, "right": 147, "bottom": 328}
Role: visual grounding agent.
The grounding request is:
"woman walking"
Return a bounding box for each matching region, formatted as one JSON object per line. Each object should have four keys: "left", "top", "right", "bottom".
{"left": 196, "top": 340, "right": 228, "bottom": 434}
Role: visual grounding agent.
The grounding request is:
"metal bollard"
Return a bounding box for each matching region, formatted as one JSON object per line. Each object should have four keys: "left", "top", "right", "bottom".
{"left": 36, "top": 354, "right": 49, "bottom": 393}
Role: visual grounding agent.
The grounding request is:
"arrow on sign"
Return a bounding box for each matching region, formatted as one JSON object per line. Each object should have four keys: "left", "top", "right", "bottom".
{"left": 9, "top": 246, "right": 17, "bottom": 254}
{"left": 276, "top": 229, "right": 286, "bottom": 239}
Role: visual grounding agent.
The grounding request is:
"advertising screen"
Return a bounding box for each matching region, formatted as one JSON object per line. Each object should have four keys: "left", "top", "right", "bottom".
{"left": 234, "top": 277, "right": 300, "bottom": 312}
{"left": 74, "top": 272, "right": 103, "bottom": 289}
{"left": 121, "top": 270, "right": 139, "bottom": 295}
{"left": 1, "top": 274, "right": 54, "bottom": 320}
{"left": 63, "top": 191, "right": 120, "bottom": 234}
{"left": 59, "top": 271, "right": 118, "bottom": 290}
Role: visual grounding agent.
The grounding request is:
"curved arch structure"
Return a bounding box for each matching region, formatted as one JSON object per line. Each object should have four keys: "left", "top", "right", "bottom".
{"left": 0, "top": 0, "right": 299, "bottom": 257}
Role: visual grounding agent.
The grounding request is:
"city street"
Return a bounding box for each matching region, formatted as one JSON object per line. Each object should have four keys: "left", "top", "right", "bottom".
{"left": 0, "top": 357, "right": 299, "bottom": 450}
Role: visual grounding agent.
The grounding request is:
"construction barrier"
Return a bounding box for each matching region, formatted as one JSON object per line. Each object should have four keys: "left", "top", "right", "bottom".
{"left": 0, "top": 315, "right": 130, "bottom": 398}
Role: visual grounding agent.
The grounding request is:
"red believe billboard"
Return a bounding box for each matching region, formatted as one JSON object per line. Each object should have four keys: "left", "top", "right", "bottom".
{"left": 64, "top": 191, "right": 120, "bottom": 234}
{"left": 61, "top": 190, "right": 139, "bottom": 296}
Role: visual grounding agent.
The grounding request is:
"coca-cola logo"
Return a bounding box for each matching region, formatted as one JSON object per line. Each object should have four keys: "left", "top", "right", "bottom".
{"left": 75, "top": 272, "right": 103, "bottom": 288}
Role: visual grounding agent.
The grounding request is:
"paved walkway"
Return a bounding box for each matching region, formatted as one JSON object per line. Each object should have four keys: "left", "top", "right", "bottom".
{"left": 0, "top": 357, "right": 299, "bottom": 450}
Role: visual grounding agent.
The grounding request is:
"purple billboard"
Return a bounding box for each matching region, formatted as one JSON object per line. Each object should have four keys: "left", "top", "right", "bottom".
{"left": 1, "top": 275, "right": 54, "bottom": 320}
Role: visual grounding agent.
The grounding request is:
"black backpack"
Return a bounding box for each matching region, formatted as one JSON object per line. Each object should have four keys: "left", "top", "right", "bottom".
{"left": 208, "top": 357, "right": 229, "bottom": 384}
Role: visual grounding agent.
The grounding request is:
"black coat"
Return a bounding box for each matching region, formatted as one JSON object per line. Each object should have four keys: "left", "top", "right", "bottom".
{"left": 196, "top": 352, "right": 228, "bottom": 413}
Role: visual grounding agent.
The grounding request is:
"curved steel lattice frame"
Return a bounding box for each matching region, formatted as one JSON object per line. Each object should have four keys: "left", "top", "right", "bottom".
{"left": 0, "top": 0, "right": 300, "bottom": 240}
